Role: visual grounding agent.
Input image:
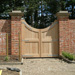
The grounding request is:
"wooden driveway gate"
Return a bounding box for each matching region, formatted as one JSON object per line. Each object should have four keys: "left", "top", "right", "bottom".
{"left": 22, "top": 20, "right": 59, "bottom": 57}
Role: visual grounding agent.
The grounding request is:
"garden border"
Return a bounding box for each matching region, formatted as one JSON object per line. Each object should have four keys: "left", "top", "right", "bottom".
{"left": 0, "top": 58, "right": 23, "bottom": 65}
{"left": 60, "top": 56, "right": 75, "bottom": 63}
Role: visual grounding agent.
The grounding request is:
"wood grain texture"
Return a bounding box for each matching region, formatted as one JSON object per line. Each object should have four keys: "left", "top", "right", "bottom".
{"left": 21, "top": 20, "right": 59, "bottom": 57}
{"left": 41, "top": 20, "right": 59, "bottom": 57}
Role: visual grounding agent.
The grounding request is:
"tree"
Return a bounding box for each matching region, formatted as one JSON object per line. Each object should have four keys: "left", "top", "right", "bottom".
{"left": 0, "top": 0, "right": 75, "bottom": 28}
{"left": 24, "top": 0, "right": 40, "bottom": 27}
{"left": 66, "top": 0, "right": 75, "bottom": 19}
{"left": 0, "top": 0, "right": 24, "bottom": 19}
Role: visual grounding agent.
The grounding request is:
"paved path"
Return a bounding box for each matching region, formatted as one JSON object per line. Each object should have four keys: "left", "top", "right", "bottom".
{"left": 0, "top": 58, "right": 75, "bottom": 75}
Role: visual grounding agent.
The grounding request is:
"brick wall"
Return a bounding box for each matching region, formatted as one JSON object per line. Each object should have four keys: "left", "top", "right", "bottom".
{"left": 0, "top": 11, "right": 23, "bottom": 57}
{"left": 0, "top": 20, "right": 11, "bottom": 55}
{"left": 0, "top": 32, "right": 6, "bottom": 55}
{"left": 0, "top": 20, "right": 11, "bottom": 33}
{"left": 0, "top": 11, "right": 75, "bottom": 57}
{"left": 11, "top": 16, "right": 22, "bottom": 55}
{"left": 58, "top": 16, "right": 70, "bottom": 55}
{"left": 69, "top": 20, "right": 75, "bottom": 54}
{"left": 57, "top": 12, "right": 75, "bottom": 55}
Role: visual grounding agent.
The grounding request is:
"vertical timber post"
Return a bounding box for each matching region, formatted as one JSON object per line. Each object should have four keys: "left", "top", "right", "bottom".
{"left": 6, "top": 33, "right": 8, "bottom": 56}
{"left": 19, "top": 32, "right": 21, "bottom": 61}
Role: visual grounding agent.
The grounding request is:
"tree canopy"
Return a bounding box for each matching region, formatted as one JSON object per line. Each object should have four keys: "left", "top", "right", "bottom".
{"left": 0, "top": 0, "right": 75, "bottom": 28}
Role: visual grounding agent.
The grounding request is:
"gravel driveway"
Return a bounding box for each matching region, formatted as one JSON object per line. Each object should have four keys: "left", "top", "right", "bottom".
{"left": 0, "top": 58, "right": 75, "bottom": 75}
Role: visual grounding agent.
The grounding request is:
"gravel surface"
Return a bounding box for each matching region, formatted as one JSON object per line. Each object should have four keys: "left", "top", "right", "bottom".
{"left": 1, "top": 69, "right": 19, "bottom": 75}
{"left": 0, "top": 58, "right": 75, "bottom": 75}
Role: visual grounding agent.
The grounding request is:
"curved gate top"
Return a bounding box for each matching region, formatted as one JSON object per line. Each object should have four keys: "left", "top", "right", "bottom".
{"left": 21, "top": 20, "right": 59, "bottom": 57}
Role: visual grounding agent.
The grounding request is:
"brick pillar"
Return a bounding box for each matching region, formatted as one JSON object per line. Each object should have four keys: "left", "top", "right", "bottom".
{"left": 9, "top": 11, "right": 24, "bottom": 55}
{"left": 56, "top": 11, "right": 71, "bottom": 56}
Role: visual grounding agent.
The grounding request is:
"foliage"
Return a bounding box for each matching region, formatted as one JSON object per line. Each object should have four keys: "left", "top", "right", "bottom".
{"left": 4, "top": 56, "right": 9, "bottom": 61}
{"left": 0, "top": 0, "right": 75, "bottom": 28}
{"left": 62, "top": 51, "right": 74, "bottom": 60}
{"left": 66, "top": 0, "right": 75, "bottom": 19}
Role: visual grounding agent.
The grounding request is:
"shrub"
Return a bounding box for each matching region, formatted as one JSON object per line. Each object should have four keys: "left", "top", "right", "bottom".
{"left": 4, "top": 56, "right": 9, "bottom": 61}
{"left": 68, "top": 54, "right": 73, "bottom": 60}
{"left": 62, "top": 51, "right": 73, "bottom": 60}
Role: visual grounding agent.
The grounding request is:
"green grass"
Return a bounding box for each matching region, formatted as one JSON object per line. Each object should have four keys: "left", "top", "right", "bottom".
{"left": 62, "top": 51, "right": 74, "bottom": 60}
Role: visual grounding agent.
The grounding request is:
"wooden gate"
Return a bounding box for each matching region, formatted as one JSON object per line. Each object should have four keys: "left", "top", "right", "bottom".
{"left": 21, "top": 20, "right": 59, "bottom": 57}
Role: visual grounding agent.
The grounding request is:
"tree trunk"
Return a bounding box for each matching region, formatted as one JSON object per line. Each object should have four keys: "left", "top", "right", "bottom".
{"left": 34, "top": 10, "right": 38, "bottom": 25}
{"left": 13, "top": 0, "right": 16, "bottom": 10}
{"left": 72, "top": 3, "right": 74, "bottom": 18}
{"left": 40, "top": 0, "right": 44, "bottom": 28}
{"left": 31, "top": 14, "right": 34, "bottom": 26}
{"left": 41, "top": 0, "right": 43, "bottom": 16}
